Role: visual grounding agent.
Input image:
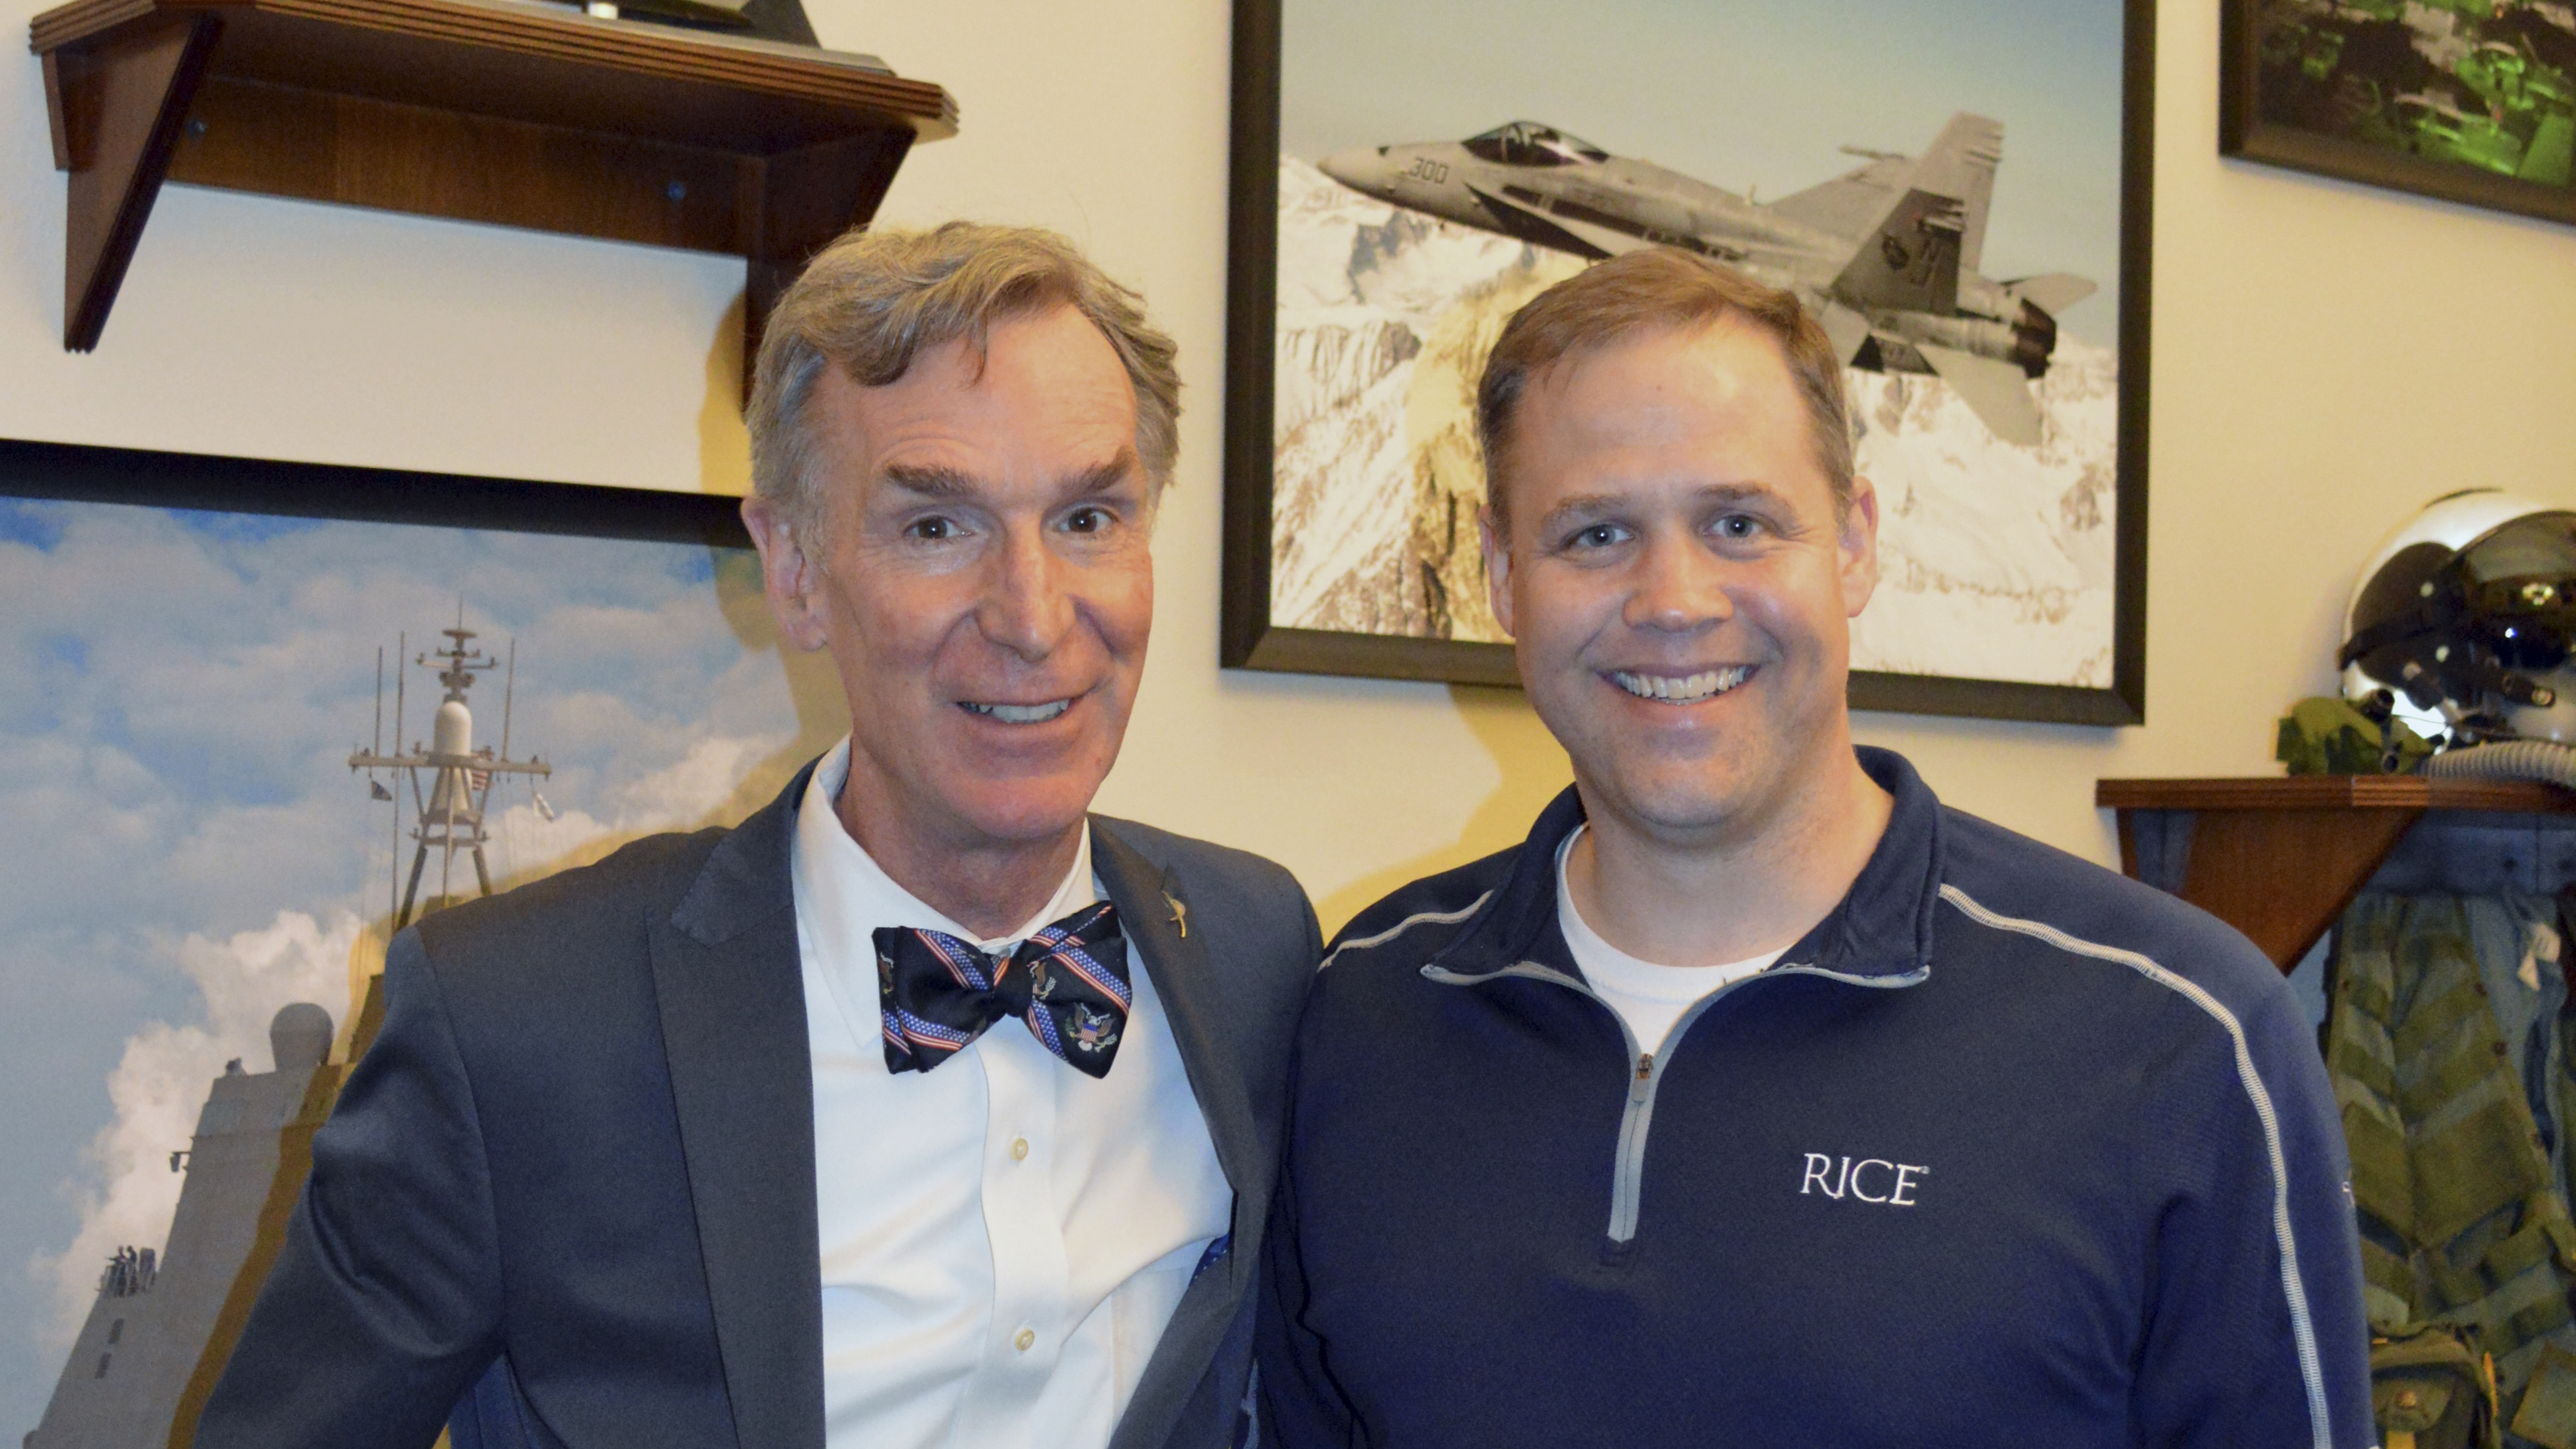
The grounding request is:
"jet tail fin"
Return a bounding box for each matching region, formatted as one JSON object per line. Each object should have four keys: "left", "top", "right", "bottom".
{"left": 1920, "top": 343, "right": 2043, "bottom": 448}
{"left": 1930, "top": 114, "right": 2005, "bottom": 275}
{"left": 1829, "top": 113, "right": 2004, "bottom": 316}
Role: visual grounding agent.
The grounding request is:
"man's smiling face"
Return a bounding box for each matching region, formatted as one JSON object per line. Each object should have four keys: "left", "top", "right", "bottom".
{"left": 1482, "top": 317, "right": 1878, "bottom": 850}
{"left": 786, "top": 304, "right": 1155, "bottom": 860}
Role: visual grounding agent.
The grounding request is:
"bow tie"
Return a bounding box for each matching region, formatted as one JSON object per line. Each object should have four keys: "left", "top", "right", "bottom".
{"left": 872, "top": 902, "right": 1132, "bottom": 1078}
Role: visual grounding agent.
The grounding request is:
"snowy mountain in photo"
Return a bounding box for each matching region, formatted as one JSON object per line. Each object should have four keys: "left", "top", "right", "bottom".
{"left": 1268, "top": 155, "right": 2121, "bottom": 689}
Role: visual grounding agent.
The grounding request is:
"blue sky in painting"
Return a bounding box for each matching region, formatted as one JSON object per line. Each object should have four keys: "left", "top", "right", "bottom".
{"left": 0, "top": 502, "right": 64, "bottom": 552}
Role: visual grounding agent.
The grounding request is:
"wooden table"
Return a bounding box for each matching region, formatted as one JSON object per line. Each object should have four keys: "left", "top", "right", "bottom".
{"left": 30, "top": 0, "right": 954, "bottom": 377}
{"left": 2096, "top": 775, "right": 2576, "bottom": 971}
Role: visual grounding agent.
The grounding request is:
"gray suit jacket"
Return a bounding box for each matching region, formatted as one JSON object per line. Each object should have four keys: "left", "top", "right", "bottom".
{"left": 196, "top": 761, "right": 1321, "bottom": 1449}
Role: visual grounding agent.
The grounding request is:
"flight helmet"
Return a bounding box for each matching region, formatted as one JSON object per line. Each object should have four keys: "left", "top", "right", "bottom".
{"left": 2339, "top": 489, "right": 2576, "bottom": 745}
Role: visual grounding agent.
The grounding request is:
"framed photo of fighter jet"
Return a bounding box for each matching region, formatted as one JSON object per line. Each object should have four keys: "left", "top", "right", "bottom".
{"left": 2221, "top": 0, "right": 2576, "bottom": 226}
{"left": 1220, "top": 0, "right": 2155, "bottom": 724}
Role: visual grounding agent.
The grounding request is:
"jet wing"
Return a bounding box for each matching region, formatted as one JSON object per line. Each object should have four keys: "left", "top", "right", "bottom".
{"left": 1772, "top": 112, "right": 2001, "bottom": 273}
{"left": 1516, "top": 206, "right": 1661, "bottom": 259}
{"left": 1766, "top": 159, "right": 1907, "bottom": 239}
{"left": 1815, "top": 301, "right": 1874, "bottom": 366}
{"left": 1464, "top": 183, "right": 1657, "bottom": 259}
{"left": 1919, "top": 343, "right": 2043, "bottom": 448}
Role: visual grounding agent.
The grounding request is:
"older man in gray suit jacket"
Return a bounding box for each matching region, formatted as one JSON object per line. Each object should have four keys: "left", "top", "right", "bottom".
{"left": 197, "top": 223, "right": 1322, "bottom": 1449}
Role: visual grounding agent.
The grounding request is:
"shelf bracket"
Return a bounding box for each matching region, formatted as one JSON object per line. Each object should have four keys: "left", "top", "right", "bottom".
{"left": 2097, "top": 774, "right": 2576, "bottom": 972}
{"left": 50, "top": 13, "right": 222, "bottom": 351}
{"left": 740, "top": 125, "right": 914, "bottom": 401}
{"left": 32, "top": 0, "right": 952, "bottom": 380}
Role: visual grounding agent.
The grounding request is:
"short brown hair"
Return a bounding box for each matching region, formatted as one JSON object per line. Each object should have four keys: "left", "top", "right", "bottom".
{"left": 747, "top": 221, "right": 1182, "bottom": 546}
{"left": 1475, "top": 249, "right": 1855, "bottom": 529}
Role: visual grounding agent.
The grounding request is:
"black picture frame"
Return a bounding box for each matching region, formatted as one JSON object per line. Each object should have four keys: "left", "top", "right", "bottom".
{"left": 1220, "top": 0, "right": 2156, "bottom": 726}
{"left": 2220, "top": 0, "right": 2576, "bottom": 229}
{"left": 0, "top": 437, "right": 754, "bottom": 547}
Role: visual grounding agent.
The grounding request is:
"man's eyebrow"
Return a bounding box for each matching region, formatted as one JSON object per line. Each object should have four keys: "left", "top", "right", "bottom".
{"left": 1534, "top": 493, "right": 1629, "bottom": 530}
{"left": 880, "top": 461, "right": 978, "bottom": 498}
{"left": 1063, "top": 448, "right": 1142, "bottom": 497}
{"left": 878, "top": 450, "right": 1141, "bottom": 501}
{"left": 1534, "top": 481, "right": 1786, "bottom": 531}
{"left": 1692, "top": 481, "right": 1790, "bottom": 509}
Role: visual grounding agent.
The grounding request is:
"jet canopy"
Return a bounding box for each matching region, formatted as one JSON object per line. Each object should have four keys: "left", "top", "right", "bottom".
{"left": 1462, "top": 121, "right": 1609, "bottom": 168}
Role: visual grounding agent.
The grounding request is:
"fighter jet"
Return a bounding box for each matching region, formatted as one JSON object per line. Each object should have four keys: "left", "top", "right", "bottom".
{"left": 1318, "top": 115, "right": 2097, "bottom": 446}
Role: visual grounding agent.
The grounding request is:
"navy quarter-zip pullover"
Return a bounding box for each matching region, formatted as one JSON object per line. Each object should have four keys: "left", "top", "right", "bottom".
{"left": 1257, "top": 748, "right": 2373, "bottom": 1448}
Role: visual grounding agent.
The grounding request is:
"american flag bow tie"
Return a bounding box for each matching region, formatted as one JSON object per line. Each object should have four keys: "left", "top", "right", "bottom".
{"left": 872, "top": 902, "right": 1132, "bottom": 1078}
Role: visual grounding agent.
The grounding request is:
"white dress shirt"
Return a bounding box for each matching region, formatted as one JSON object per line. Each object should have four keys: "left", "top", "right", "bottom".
{"left": 1556, "top": 825, "right": 1783, "bottom": 1056}
{"left": 791, "top": 740, "right": 1232, "bottom": 1449}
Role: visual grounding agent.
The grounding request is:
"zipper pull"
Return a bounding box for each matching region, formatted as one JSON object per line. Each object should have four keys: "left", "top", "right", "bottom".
{"left": 1630, "top": 1052, "right": 1652, "bottom": 1103}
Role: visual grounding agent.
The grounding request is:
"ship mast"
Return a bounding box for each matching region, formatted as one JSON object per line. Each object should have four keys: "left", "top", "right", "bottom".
{"left": 350, "top": 603, "right": 550, "bottom": 926}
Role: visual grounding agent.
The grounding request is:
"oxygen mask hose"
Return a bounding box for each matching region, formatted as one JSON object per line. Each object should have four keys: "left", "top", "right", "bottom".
{"left": 2421, "top": 740, "right": 2576, "bottom": 792}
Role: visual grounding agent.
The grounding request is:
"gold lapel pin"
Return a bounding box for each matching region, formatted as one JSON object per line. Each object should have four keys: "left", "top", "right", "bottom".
{"left": 1162, "top": 888, "right": 1189, "bottom": 939}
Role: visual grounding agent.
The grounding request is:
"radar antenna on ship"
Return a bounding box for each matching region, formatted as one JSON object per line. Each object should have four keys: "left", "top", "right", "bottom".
{"left": 350, "top": 600, "right": 551, "bottom": 926}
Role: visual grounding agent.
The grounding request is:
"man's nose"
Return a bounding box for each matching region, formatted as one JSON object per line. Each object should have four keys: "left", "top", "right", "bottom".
{"left": 1622, "top": 533, "right": 1734, "bottom": 633}
{"left": 978, "top": 524, "right": 1076, "bottom": 661}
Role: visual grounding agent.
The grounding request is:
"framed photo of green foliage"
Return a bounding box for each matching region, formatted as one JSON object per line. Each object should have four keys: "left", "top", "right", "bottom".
{"left": 2222, "top": 0, "right": 2576, "bottom": 227}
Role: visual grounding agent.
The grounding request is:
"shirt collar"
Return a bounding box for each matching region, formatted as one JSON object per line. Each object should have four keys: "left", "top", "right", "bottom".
{"left": 790, "top": 737, "right": 1096, "bottom": 960}
{"left": 1432, "top": 745, "right": 1943, "bottom": 984}
{"left": 1551, "top": 824, "right": 1787, "bottom": 992}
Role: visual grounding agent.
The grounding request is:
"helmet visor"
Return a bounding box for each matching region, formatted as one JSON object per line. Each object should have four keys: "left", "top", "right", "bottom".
{"left": 2459, "top": 512, "right": 2576, "bottom": 625}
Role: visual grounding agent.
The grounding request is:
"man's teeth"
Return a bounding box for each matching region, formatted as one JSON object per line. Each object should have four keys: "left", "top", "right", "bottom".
{"left": 1610, "top": 667, "right": 1752, "bottom": 703}
{"left": 964, "top": 699, "right": 1073, "bottom": 724}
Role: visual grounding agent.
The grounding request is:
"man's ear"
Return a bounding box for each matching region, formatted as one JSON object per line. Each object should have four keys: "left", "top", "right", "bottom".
{"left": 1479, "top": 505, "right": 1516, "bottom": 639}
{"left": 741, "top": 497, "right": 832, "bottom": 653}
{"left": 1838, "top": 475, "right": 1881, "bottom": 619}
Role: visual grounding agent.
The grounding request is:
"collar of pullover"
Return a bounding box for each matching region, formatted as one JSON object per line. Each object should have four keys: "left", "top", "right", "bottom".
{"left": 1427, "top": 746, "right": 1944, "bottom": 986}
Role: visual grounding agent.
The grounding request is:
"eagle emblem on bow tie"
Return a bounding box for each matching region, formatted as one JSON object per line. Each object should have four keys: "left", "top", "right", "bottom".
{"left": 1072, "top": 1002, "right": 1121, "bottom": 1054}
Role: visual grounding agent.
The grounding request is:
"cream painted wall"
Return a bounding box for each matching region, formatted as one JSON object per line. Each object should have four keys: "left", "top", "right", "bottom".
{"left": 1, "top": 0, "right": 2571, "bottom": 929}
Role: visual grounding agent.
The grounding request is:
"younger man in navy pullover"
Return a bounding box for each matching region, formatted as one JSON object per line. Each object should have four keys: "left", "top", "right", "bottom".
{"left": 1255, "top": 251, "right": 2371, "bottom": 1446}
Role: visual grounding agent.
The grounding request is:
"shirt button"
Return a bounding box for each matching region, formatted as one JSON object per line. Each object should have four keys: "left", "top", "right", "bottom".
{"left": 1013, "top": 1328, "right": 1036, "bottom": 1352}
{"left": 1011, "top": 1137, "right": 1030, "bottom": 1162}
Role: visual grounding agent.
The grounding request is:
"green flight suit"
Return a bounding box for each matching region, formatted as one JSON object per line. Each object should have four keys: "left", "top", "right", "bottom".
{"left": 2329, "top": 892, "right": 2576, "bottom": 1448}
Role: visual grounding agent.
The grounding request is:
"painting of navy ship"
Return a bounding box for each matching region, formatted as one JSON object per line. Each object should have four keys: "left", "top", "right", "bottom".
{"left": 0, "top": 497, "right": 838, "bottom": 1444}
{"left": 23, "top": 605, "right": 552, "bottom": 1449}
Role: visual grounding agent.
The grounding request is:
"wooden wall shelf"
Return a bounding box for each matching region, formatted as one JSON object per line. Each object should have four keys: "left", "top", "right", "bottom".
{"left": 30, "top": 0, "right": 954, "bottom": 373}
{"left": 2097, "top": 774, "right": 2576, "bottom": 972}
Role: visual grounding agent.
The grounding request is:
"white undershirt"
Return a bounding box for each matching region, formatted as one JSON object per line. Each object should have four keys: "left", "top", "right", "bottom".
{"left": 1555, "top": 825, "right": 1785, "bottom": 1057}
{"left": 790, "top": 740, "right": 1231, "bottom": 1449}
